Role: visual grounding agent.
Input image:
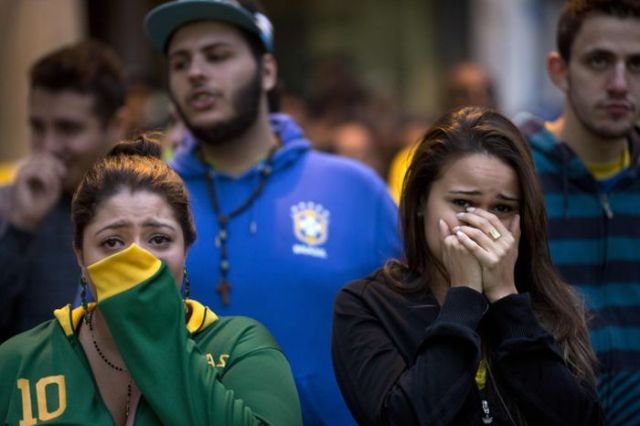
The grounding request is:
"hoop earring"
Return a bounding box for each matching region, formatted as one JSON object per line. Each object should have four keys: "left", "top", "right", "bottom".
{"left": 182, "top": 268, "right": 190, "bottom": 301}
{"left": 80, "top": 275, "right": 89, "bottom": 325}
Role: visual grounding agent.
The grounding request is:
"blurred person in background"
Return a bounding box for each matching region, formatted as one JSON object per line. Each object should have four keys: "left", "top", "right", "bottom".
{"left": 329, "top": 119, "right": 385, "bottom": 176}
{"left": 144, "top": 0, "right": 401, "bottom": 424}
{"left": 387, "top": 61, "right": 498, "bottom": 203}
{"left": 517, "top": 1, "right": 640, "bottom": 424}
{"left": 161, "top": 104, "right": 189, "bottom": 158}
{"left": 443, "top": 62, "right": 497, "bottom": 112}
{"left": 306, "top": 54, "right": 371, "bottom": 152}
{"left": 0, "top": 40, "right": 128, "bottom": 343}
{"left": 120, "top": 72, "right": 187, "bottom": 159}
{"left": 123, "top": 74, "right": 171, "bottom": 133}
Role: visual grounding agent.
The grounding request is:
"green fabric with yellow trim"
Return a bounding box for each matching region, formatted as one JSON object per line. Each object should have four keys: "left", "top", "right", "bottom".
{"left": 0, "top": 243, "right": 301, "bottom": 425}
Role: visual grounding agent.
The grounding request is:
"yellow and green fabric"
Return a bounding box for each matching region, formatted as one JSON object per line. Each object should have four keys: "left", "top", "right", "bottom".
{"left": 0, "top": 244, "right": 302, "bottom": 425}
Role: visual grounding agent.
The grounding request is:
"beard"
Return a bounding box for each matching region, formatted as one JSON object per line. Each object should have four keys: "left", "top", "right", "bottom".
{"left": 567, "top": 82, "right": 636, "bottom": 140}
{"left": 173, "top": 66, "right": 262, "bottom": 146}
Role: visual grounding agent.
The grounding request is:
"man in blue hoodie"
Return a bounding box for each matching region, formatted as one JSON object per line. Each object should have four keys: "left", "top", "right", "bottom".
{"left": 518, "top": 1, "right": 640, "bottom": 424}
{"left": 144, "top": 1, "right": 401, "bottom": 424}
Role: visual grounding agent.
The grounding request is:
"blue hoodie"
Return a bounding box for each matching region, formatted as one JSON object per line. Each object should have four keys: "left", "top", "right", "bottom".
{"left": 519, "top": 114, "right": 640, "bottom": 426}
{"left": 171, "top": 114, "right": 402, "bottom": 425}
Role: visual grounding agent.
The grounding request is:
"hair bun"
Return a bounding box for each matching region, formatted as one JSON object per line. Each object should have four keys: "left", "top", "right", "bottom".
{"left": 108, "top": 133, "right": 163, "bottom": 159}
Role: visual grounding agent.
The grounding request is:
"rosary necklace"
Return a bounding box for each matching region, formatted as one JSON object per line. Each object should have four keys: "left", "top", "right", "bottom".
{"left": 202, "top": 144, "right": 278, "bottom": 305}
{"left": 89, "top": 311, "right": 133, "bottom": 419}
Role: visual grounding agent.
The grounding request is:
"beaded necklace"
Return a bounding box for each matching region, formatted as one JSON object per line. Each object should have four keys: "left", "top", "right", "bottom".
{"left": 201, "top": 144, "right": 278, "bottom": 305}
{"left": 88, "top": 311, "right": 133, "bottom": 420}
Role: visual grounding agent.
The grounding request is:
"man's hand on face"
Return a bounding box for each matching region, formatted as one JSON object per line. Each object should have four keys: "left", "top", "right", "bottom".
{"left": 8, "top": 153, "right": 67, "bottom": 232}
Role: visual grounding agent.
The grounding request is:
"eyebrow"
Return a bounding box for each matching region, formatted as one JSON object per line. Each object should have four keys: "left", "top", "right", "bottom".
{"left": 448, "top": 190, "right": 519, "bottom": 202}
{"left": 169, "top": 42, "right": 231, "bottom": 60}
{"left": 583, "top": 48, "right": 614, "bottom": 56}
{"left": 142, "top": 219, "right": 177, "bottom": 230}
{"left": 95, "top": 219, "right": 177, "bottom": 235}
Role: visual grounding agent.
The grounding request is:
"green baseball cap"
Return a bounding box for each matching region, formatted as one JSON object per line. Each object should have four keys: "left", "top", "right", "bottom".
{"left": 144, "top": 0, "right": 274, "bottom": 53}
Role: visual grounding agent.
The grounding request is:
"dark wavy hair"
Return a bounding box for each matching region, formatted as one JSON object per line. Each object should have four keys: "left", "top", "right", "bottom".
{"left": 72, "top": 133, "right": 196, "bottom": 250}
{"left": 385, "top": 106, "right": 596, "bottom": 384}
{"left": 29, "top": 40, "right": 125, "bottom": 127}
{"left": 557, "top": 0, "right": 640, "bottom": 62}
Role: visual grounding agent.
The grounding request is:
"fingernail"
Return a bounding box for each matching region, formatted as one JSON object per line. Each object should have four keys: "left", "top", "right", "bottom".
{"left": 465, "top": 206, "right": 475, "bottom": 212}
{"left": 456, "top": 212, "right": 464, "bottom": 218}
{"left": 456, "top": 230, "right": 464, "bottom": 238}
{"left": 453, "top": 226, "right": 460, "bottom": 232}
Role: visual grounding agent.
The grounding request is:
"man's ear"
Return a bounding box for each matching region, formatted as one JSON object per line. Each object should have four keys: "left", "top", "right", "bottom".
{"left": 261, "top": 53, "right": 278, "bottom": 92}
{"left": 547, "top": 51, "right": 569, "bottom": 93}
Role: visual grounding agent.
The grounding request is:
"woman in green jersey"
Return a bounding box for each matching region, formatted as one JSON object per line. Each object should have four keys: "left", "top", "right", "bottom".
{"left": 0, "top": 136, "right": 302, "bottom": 425}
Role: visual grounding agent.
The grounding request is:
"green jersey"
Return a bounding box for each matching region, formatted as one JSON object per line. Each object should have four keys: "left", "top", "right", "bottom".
{"left": 0, "top": 244, "right": 302, "bottom": 425}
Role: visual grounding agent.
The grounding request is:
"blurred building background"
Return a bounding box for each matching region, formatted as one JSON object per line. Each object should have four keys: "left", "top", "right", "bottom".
{"left": 0, "top": 0, "right": 565, "bottom": 175}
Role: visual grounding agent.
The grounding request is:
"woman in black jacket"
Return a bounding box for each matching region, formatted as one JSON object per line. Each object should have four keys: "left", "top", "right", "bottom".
{"left": 332, "top": 106, "right": 602, "bottom": 425}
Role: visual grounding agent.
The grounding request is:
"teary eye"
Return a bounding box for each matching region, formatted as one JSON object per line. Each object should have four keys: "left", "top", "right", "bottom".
{"left": 493, "top": 204, "right": 514, "bottom": 214}
{"left": 100, "top": 237, "right": 123, "bottom": 250}
{"left": 452, "top": 199, "right": 471, "bottom": 209}
{"left": 150, "top": 234, "right": 172, "bottom": 246}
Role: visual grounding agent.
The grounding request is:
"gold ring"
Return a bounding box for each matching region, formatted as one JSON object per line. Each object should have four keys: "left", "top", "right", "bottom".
{"left": 488, "top": 228, "right": 501, "bottom": 240}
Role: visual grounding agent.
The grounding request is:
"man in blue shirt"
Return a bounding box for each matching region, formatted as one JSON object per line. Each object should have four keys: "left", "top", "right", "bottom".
{"left": 144, "top": 1, "right": 401, "bottom": 424}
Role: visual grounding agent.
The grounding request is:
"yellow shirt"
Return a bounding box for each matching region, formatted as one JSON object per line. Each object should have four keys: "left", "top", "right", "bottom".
{"left": 387, "top": 144, "right": 417, "bottom": 204}
{"left": 585, "top": 146, "right": 630, "bottom": 181}
{"left": 475, "top": 358, "right": 488, "bottom": 390}
{"left": 0, "top": 162, "right": 17, "bottom": 185}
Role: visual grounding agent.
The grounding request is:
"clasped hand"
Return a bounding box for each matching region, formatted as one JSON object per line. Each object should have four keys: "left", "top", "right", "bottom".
{"left": 438, "top": 208, "right": 520, "bottom": 303}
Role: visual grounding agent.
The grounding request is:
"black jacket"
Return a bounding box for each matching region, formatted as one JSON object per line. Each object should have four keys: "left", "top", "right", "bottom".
{"left": 0, "top": 192, "right": 79, "bottom": 343}
{"left": 332, "top": 270, "right": 603, "bottom": 425}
